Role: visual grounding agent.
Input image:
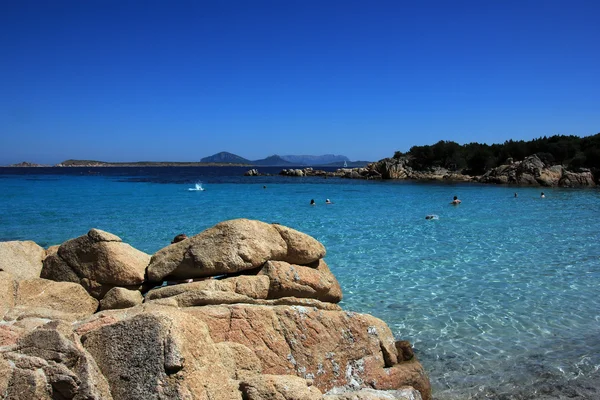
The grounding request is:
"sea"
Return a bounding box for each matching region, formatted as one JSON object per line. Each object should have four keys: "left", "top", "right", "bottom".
{"left": 1, "top": 166, "right": 599, "bottom": 400}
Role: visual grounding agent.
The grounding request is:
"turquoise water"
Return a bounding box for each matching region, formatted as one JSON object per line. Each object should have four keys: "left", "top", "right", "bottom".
{"left": 1, "top": 167, "right": 599, "bottom": 399}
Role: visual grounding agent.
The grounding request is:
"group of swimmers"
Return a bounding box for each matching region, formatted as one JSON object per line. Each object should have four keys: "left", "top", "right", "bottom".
{"left": 424, "top": 192, "right": 546, "bottom": 220}
{"left": 312, "top": 192, "right": 547, "bottom": 213}
{"left": 310, "top": 199, "right": 333, "bottom": 205}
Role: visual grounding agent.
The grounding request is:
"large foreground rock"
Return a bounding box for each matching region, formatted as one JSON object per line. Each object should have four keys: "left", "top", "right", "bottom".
{"left": 2, "top": 220, "right": 431, "bottom": 399}
{"left": 0, "top": 322, "right": 112, "bottom": 399}
{"left": 0, "top": 240, "right": 46, "bottom": 280}
{"left": 147, "top": 219, "right": 326, "bottom": 282}
{"left": 76, "top": 304, "right": 430, "bottom": 400}
{"left": 81, "top": 307, "right": 240, "bottom": 400}
{"left": 41, "top": 229, "right": 150, "bottom": 299}
{"left": 183, "top": 304, "right": 431, "bottom": 399}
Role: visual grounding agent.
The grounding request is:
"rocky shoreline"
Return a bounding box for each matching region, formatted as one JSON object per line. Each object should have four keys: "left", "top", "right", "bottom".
{"left": 0, "top": 219, "right": 430, "bottom": 400}
{"left": 271, "top": 154, "right": 597, "bottom": 187}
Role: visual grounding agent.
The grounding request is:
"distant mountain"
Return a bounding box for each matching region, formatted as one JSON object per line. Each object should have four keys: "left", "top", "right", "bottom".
{"left": 200, "top": 152, "right": 251, "bottom": 164}
{"left": 280, "top": 154, "right": 350, "bottom": 166}
{"left": 252, "top": 155, "right": 296, "bottom": 166}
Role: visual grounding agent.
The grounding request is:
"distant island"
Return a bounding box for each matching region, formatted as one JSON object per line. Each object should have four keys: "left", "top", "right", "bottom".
{"left": 199, "top": 152, "right": 368, "bottom": 167}
{"left": 4, "top": 152, "right": 371, "bottom": 168}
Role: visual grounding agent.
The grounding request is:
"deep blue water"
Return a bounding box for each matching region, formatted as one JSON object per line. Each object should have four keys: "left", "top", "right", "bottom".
{"left": 1, "top": 167, "right": 599, "bottom": 399}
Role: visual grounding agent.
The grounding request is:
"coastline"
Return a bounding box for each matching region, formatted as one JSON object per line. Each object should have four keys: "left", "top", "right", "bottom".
{"left": 283, "top": 154, "right": 598, "bottom": 188}
{"left": 5, "top": 154, "right": 598, "bottom": 188}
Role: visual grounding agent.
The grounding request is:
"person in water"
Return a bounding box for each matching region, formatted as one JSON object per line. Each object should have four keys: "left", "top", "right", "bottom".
{"left": 450, "top": 196, "right": 461, "bottom": 205}
{"left": 514, "top": 192, "right": 518, "bottom": 198}
{"left": 310, "top": 199, "right": 316, "bottom": 206}
{"left": 325, "top": 199, "right": 332, "bottom": 204}
{"left": 541, "top": 192, "right": 545, "bottom": 198}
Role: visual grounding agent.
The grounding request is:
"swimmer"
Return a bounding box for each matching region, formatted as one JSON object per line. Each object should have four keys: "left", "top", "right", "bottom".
{"left": 450, "top": 196, "right": 461, "bottom": 205}
{"left": 310, "top": 199, "right": 316, "bottom": 206}
{"left": 425, "top": 214, "right": 439, "bottom": 220}
{"left": 514, "top": 192, "right": 518, "bottom": 198}
{"left": 325, "top": 199, "right": 332, "bottom": 204}
{"left": 540, "top": 192, "right": 545, "bottom": 198}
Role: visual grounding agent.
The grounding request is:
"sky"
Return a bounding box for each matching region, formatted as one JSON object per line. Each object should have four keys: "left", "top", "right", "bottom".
{"left": 1, "top": 0, "right": 599, "bottom": 165}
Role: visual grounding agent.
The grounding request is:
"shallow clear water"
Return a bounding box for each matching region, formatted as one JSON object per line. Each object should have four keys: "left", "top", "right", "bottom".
{"left": 1, "top": 167, "right": 599, "bottom": 399}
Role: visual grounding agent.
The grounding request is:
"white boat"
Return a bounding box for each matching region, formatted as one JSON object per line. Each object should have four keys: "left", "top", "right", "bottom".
{"left": 188, "top": 183, "right": 205, "bottom": 191}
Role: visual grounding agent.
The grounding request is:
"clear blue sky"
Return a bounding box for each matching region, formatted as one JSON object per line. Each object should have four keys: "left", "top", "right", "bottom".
{"left": 1, "top": 0, "right": 599, "bottom": 165}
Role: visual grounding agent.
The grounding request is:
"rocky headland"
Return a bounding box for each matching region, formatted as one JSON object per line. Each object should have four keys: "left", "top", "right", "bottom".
{"left": 0, "top": 219, "right": 430, "bottom": 400}
{"left": 6, "top": 161, "right": 50, "bottom": 167}
{"left": 272, "top": 155, "right": 597, "bottom": 187}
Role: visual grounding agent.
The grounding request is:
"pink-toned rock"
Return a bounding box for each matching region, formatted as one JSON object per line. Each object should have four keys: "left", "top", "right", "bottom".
{"left": 0, "top": 325, "right": 22, "bottom": 347}
{"left": 74, "top": 314, "right": 121, "bottom": 336}
{"left": 182, "top": 304, "right": 430, "bottom": 399}
{"left": 0, "top": 240, "right": 46, "bottom": 280}
{"left": 259, "top": 259, "right": 342, "bottom": 303}
{"left": 81, "top": 308, "right": 241, "bottom": 400}
{"left": 216, "top": 341, "right": 263, "bottom": 379}
{"left": 361, "top": 358, "right": 431, "bottom": 400}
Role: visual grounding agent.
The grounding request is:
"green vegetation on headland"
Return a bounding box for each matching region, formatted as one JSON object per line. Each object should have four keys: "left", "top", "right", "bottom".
{"left": 393, "top": 133, "right": 600, "bottom": 175}
{"left": 346, "top": 132, "right": 600, "bottom": 187}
